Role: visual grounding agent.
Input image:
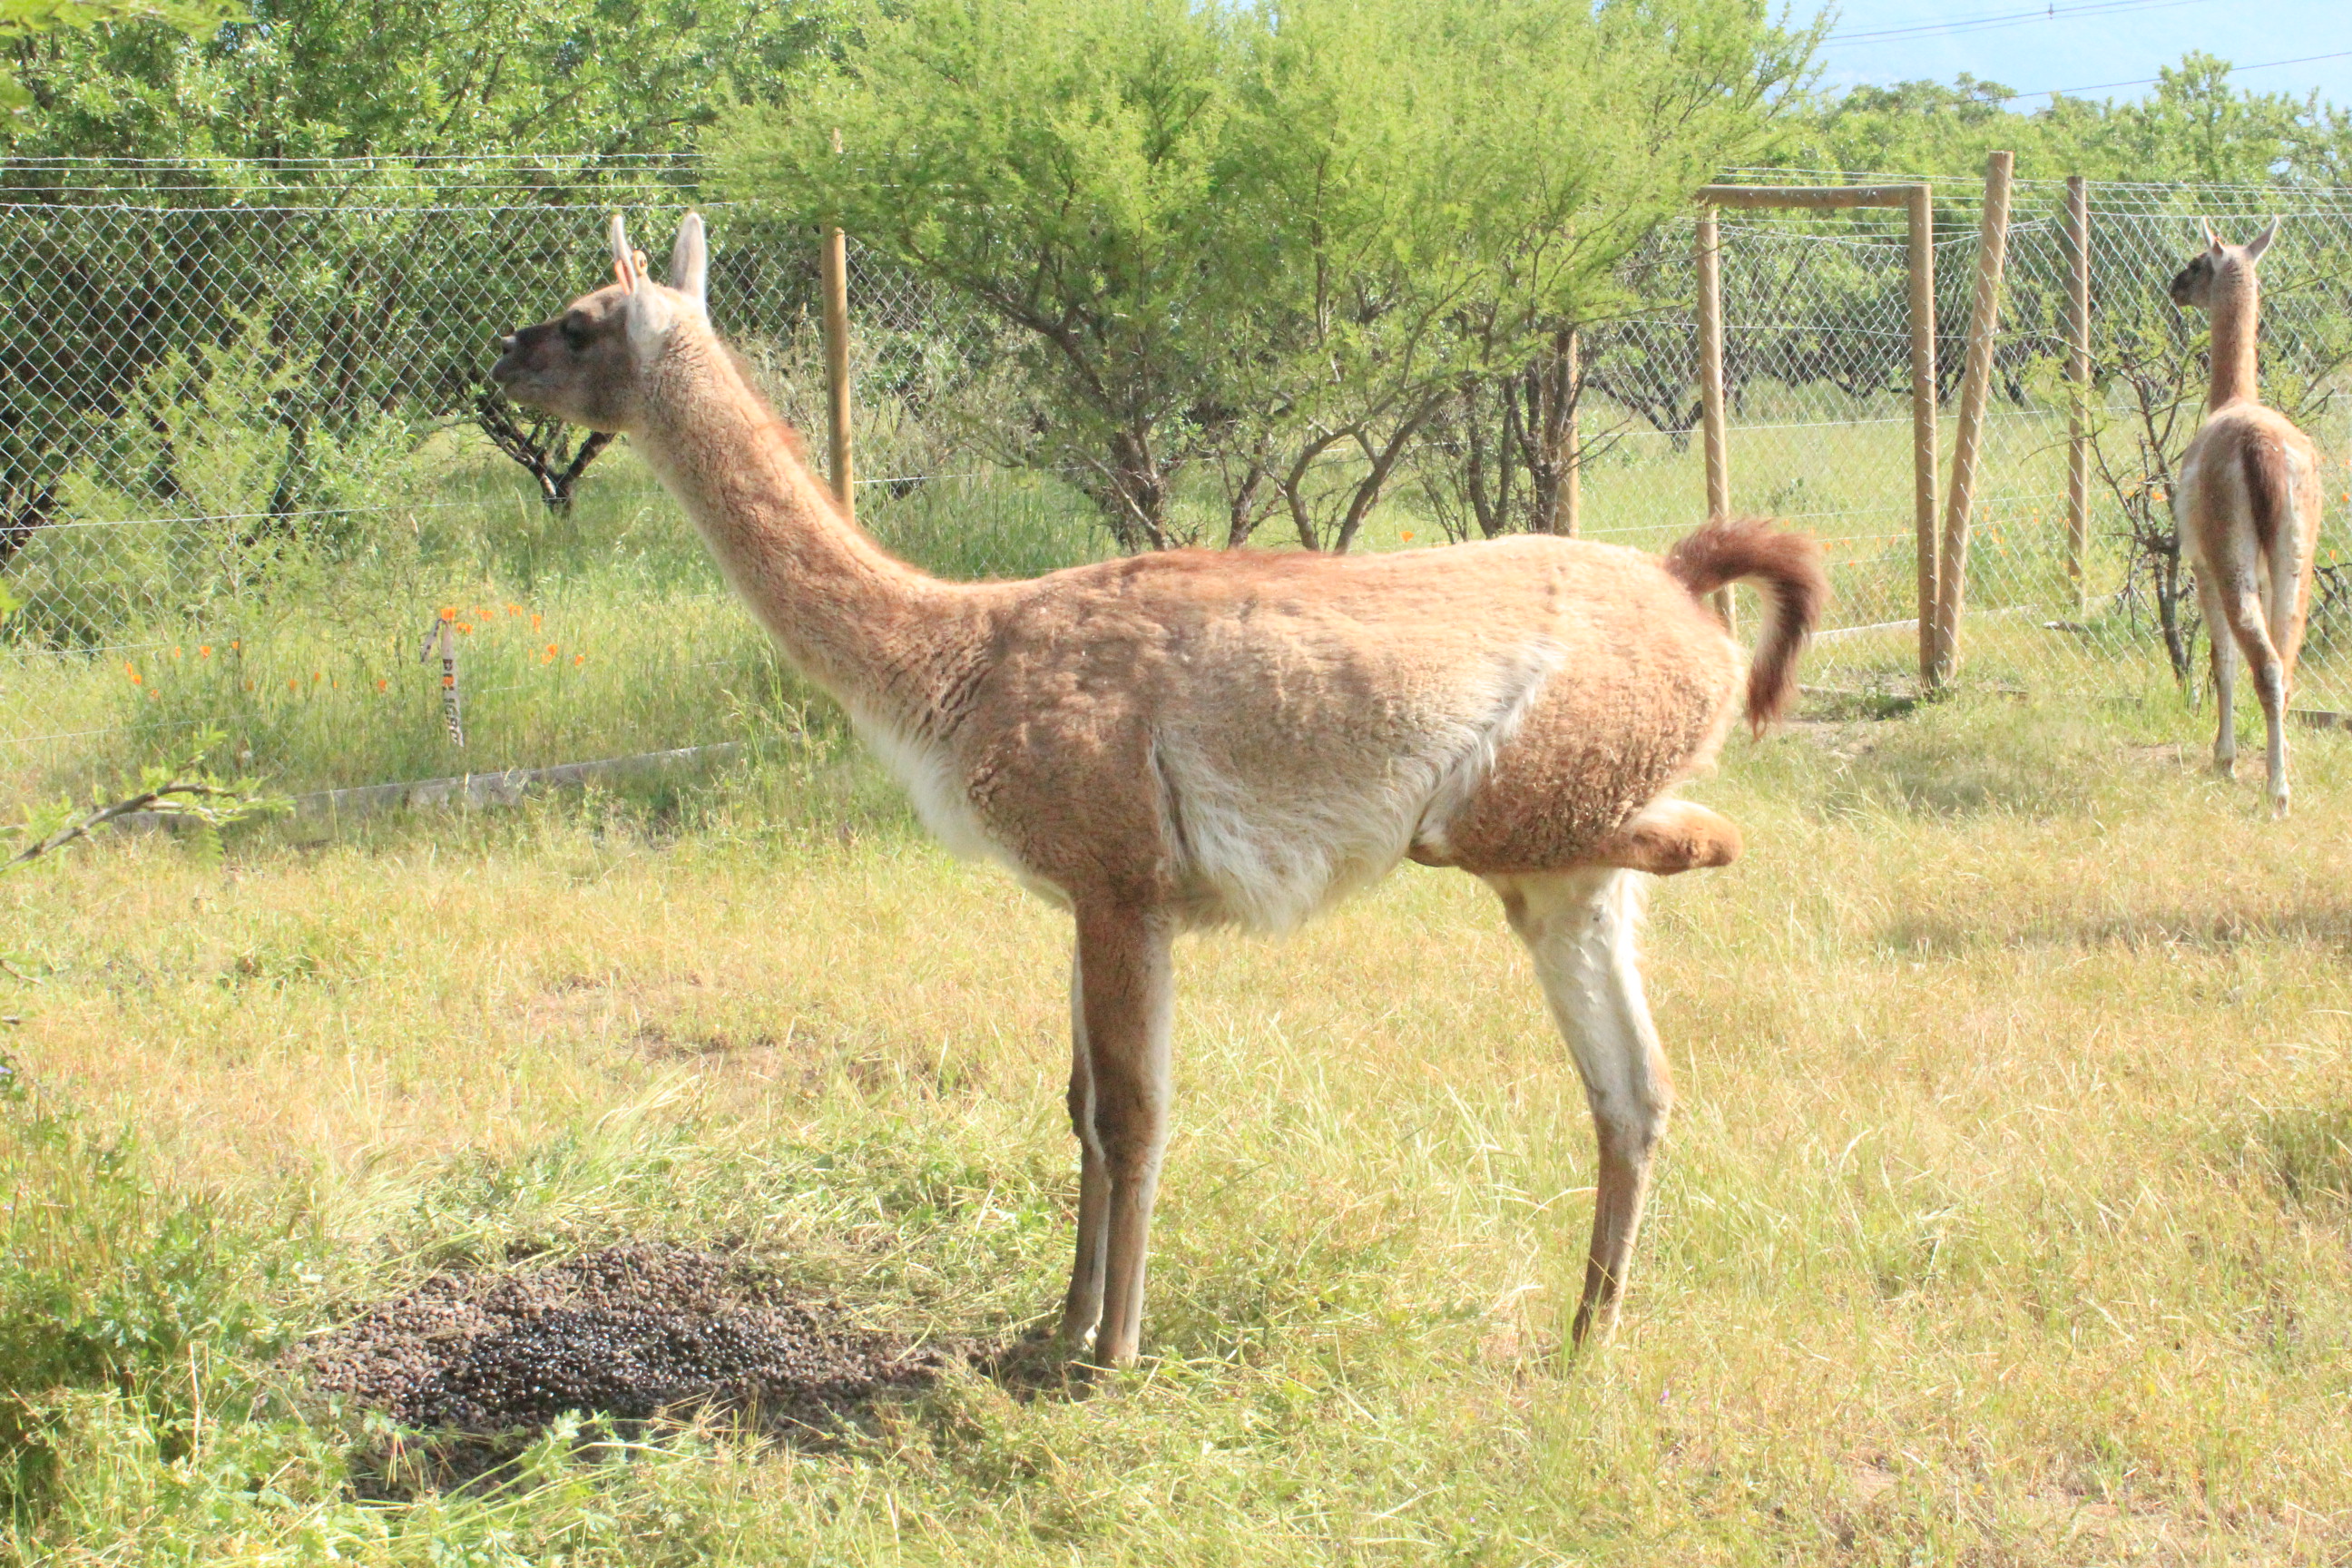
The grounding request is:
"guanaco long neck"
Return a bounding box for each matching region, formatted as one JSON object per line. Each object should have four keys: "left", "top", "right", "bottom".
{"left": 632, "top": 327, "right": 975, "bottom": 730}
{"left": 2207, "top": 266, "right": 2260, "bottom": 410}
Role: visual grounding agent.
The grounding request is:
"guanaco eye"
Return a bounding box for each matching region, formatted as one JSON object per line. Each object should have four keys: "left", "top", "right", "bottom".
{"left": 561, "top": 317, "right": 590, "bottom": 349}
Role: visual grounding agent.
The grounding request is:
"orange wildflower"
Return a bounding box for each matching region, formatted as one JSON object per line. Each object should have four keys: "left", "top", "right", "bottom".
{"left": 440, "top": 607, "right": 456, "bottom": 622}
{"left": 377, "top": 679, "right": 387, "bottom": 692}
{"left": 573, "top": 653, "right": 585, "bottom": 666}
{"left": 198, "top": 645, "right": 211, "bottom": 658}
{"left": 1401, "top": 531, "right": 1415, "bottom": 542}
{"left": 531, "top": 612, "right": 543, "bottom": 631}
{"left": 505, "top": 603, "right": 524, "bottom": 615}
{"left": 124, "top": 661, "right": 141, "bottom": 684}
{"left": 456, "top": 622, "right": 474, "bottom": 634}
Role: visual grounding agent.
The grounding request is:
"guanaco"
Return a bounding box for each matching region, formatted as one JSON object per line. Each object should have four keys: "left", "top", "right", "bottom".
{"left": 491, "top": 215, "right": 1826, "bottom": 1367}
{"left": 2170, "top": 220, "right": 2322, "bottom": 817}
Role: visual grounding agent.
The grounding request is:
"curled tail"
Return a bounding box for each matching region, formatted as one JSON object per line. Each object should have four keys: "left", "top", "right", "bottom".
{"left": 1664, "top": 515, "right": 1828, "bottom": 734}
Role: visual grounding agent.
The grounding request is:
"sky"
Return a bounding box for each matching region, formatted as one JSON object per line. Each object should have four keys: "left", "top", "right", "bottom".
{"left": 1809, "top": 0, "right": 2352, "bottom": 110}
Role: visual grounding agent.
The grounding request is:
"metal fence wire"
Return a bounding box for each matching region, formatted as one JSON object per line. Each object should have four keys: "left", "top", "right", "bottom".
{"left": 1661, "top": 177, "right": 2352, "bottom": 708}
{"left": 5, "top": 159, "right": 2350, "bottom": 791}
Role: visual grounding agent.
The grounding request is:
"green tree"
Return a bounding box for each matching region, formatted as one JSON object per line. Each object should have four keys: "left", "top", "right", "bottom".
{"left": 717, "top": 0, "right": 1251, "bottom": 551}
{"left": 0, "top": 0, "right": 233, "bottom": 112}
{"left": 1783, "top": 53, "right": 2352, "bottom": 188}
{"left": 1220, "top": 0, "right": 1810, "bottom": 549}
{"left": 1, "top": 0, "right": 843, "bottom": 573}
{"left": 718, "top": 0, "right": 1810, "bottom": 550}
{"left": 3, "top": 0, "right": 830, "bottom": 157}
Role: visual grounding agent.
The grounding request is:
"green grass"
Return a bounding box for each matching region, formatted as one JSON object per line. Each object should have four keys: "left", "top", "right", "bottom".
{"left": 0, "top": 447, "right": 1108, "bottom": 810}
{"left": 5, "top": 694, "right": 2352, "bottom": 1562}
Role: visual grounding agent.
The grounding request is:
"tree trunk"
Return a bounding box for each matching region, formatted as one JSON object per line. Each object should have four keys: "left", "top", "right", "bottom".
{"left": 1524, "top": 327, "right": 1580, "bottom": 536}
{"left": 475, "top": 391, "right": 617, "bottom": 515}
{"left": 1224, "top": 448, "right": 1272, "bottom": 548}
{"left": 1462, "top": 377, "right": 1521, "bottom": 540}
{"left": 1092, "top": 426, "right": 1173, "bottom": 553}
{"left": 1331, "top": 399, "right": 1442, "bottom": 554}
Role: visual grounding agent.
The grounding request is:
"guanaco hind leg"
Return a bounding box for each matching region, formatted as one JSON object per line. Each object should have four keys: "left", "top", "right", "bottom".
{"left": 1489, "top": 867, "right": 1673, "bottom": 1346}
{"left": 1588, "top": 799, "right": 1742, "bottom": 876}
{"left": 2209, "top": 567, "right": 2290, "bottom": 817}
{"left": 2196, "top": 569, "right": 2239, "bottom": 778}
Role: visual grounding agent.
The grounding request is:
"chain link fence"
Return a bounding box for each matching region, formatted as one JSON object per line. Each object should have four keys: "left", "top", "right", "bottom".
{"left": 0, "top": 158, "right": 1038, "bottom": 798}
{"left": 5, "top": 158, "right": 2350, "bottom": 803}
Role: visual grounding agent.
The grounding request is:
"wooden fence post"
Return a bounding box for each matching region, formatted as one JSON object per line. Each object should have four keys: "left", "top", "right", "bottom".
{"left": 1908, "top": 182, "right": 1938, "bottom": 686}
{"left": 2064, "top": 173, "right": 2092, "bottom": 611}
{"left": 1562, "top": 325, "right": 1581, "bottom": 539}
{"left": 1930, "top": 150, "right": 2015, "bottom": 686}
{"left": 1695, "top": 203, "right": 1735, "bottom": 632}
{"left": 819, "top": 223, "right": 855, "bottom": 521}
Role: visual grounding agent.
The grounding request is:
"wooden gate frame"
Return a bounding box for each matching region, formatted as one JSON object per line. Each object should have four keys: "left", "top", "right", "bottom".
{"left": 1694, "top": 153, "right": 2016, "bottom": 687}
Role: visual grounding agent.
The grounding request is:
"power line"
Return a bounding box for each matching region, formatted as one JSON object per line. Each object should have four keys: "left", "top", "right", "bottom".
{"left": 1825, "top": 0, "right": 2218, "bottom": 47}
{"left": 2020, "top": 47, "right": 2352, "bottom": 98}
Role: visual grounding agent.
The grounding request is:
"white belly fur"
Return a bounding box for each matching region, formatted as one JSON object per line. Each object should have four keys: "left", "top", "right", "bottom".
{"left": 848, "top": 641, "right": 1568, "bottom": 934}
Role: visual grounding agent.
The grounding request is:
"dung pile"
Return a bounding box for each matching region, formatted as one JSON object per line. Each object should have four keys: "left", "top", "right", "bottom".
{"left": 304, "top": 1242, "right": 960, "bottom": 1434}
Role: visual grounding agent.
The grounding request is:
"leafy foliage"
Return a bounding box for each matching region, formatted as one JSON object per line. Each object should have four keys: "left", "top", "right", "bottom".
{"left": 2, "top": 0, "right": 827, "bottom": 154}
{"left": 0, "top": 1069, "right": 284, "bottom": 1520}
{"left": 5, "top": 727, "right": 286, "bottom": 875}
{"left": 0, "top": 0, "right": 239, "bottom": 111}
{"left": 718, "top": 0, "right": 1811, "bottom": 549}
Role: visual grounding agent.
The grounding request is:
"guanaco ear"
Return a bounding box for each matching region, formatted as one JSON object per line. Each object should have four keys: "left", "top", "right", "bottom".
{"left": 2246, "top": 218, "right": 2278, "bottom": 261}
{"left": 609, "top": 213, "right": 642, "bottom": 293}
{"left": 670, "top": 212, "right": 708, "bottom": 311}
{"left": 2200, "top": 216, "right": 2223, "bottom": 251}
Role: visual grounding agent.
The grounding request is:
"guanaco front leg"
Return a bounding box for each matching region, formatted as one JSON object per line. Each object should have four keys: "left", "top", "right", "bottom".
{"left": 1073, "top": 901, "right": 1177, "bottom": 1367}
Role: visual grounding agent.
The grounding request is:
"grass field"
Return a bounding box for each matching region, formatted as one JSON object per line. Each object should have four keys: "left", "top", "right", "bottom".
{"left": 6, "top": 691, "right": 2352, "bottom": 1563}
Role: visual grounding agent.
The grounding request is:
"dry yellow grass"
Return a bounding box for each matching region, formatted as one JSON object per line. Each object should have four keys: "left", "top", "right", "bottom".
{"left": 5, "top": 697, "right": 2352, "bottom": 1563}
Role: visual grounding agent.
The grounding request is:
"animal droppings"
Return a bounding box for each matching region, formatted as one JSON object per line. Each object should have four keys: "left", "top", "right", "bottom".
{"left": 302, "top": 1242, "right": 960, "bottom": 1436}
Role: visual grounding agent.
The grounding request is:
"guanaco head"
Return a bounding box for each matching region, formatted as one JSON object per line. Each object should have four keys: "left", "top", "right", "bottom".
{"left": 2170, "top": 217, "right": 2276, "bottom": 309}
{"left": 490, "top": 212, "right": 709, "bottom": 433}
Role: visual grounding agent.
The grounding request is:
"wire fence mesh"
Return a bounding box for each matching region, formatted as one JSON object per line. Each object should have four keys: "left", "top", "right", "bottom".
{"left": 1668, "top": 176, "right": 2352, "bottom": 709}
{"left": 5, "top": 159, "right": 2350, "bottom": 800}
